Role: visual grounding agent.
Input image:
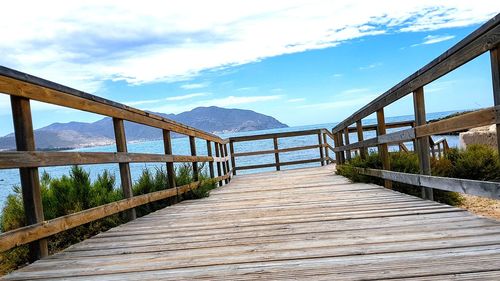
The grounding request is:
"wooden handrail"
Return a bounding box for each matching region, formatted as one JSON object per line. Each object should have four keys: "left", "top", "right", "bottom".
{"left": 332, "top": 13, "right": 500, "bottom": 134}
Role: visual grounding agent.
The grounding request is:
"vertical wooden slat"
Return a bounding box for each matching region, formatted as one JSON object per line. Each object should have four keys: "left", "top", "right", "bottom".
{"left": 332, "top": 130, "right": 341, "bottom": 164}
{"left": 322, "top": 132, "right": 329, "bottom": 164}
{"left": 491, "top": 47, "right": 500, "bottom": 153}
{"left": 189, "top": 136, "right": 198, "bottom": 181}
{"left": 413, "top": 86, "right": 433, "bottom": 200}
{"left": 162, "top": 130, "right": 176, "bottom": 189}
{"left": 10, "top": 96, "right": 48, "bottom": 261}
{"left": 273, "top": 137, "right": 281, "bottom": 171}
{"left": 206, "top": 140, "right": 215, "bottom": 179}
{"left": 220, "top": 143, "right": 227, "bottom": 181}
{"left": 112, "top": 118, "right": 136, "bottom": 221}
{"left": 214, "top": 143, "right": 223, "bottom": 186}
{"left": 224, "top": 143, "right": 230, "bottom": 183}
{"left": 337, "top": 131, "right": 345, "bottom": 164}
{"left": 376, "top": 109, "right": 392, "bottom": 189}
{"left": 344, "top": 127, "right": 351, "bottom": 161}
{"left": 229, "top": 140, "right": 236, "bottom": 175}
{"left": 356, "top": 120, "right": 366, "bottom": 159}
{"left": 317, "top": 133, "right": 325, "bottom": 166}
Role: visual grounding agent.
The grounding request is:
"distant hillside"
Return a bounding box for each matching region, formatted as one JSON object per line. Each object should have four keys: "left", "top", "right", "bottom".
{"left": 0, "top": 106, "right": 287, "bottom": 150}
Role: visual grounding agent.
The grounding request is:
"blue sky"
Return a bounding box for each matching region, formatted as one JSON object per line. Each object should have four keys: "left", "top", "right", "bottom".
{"left": 0, "top": 1, "right": 499, "bottom": 136}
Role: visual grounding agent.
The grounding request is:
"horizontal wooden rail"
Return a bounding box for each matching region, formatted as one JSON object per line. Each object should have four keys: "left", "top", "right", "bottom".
{"left": 0, "top": 151, "right": 229, "bottom": 169}
{"left": 354, "top": 167, "right": 500, "bottom": 200}
{"left": 344, "top": 120, "right": 414, "bottom": 133}
{"left": 0, "top": 67, "right": 223, "bottom": 143}
{"left": 333, "top": 13, "right": 500, "bottom": 134}
{"left": 0, "top": 171, "right": 232, "bottom": 252}
{"left": 334, "top": 106, "right": 500, "bottom": 153}
{"left": 235, "top": 158, "right": 326, "bottom": 171}
{"left": 229, "top": 129, "right": 321, "bottom": 142}
{"left": 233, "top": 144, "right": 323, "bottom": 157}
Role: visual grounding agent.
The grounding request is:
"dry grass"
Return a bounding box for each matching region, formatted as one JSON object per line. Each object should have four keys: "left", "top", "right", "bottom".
{"left": 459, "top": 194, "right": 500, "bottom": 221}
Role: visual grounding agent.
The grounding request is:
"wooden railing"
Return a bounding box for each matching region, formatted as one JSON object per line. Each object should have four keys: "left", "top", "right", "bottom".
{"left": 228, "top": 129, "right": 335, "bottom": 173}
{"left": 0, "top": 66, "right": 233, "bottom": 261}
{"left": 333, "top": 13, "right": 500, "bottom": 201}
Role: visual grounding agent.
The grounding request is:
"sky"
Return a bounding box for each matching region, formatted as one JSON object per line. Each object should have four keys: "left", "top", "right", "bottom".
{"left": 0, "top": 1, "right": 499, "bottom": 136}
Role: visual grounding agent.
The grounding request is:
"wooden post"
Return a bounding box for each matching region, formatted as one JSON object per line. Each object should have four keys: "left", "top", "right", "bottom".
{"left": 162, "top": 130, "right": 176, "bottom": 189}
{"left": 273, "top": 137, "right": 281, "bottom": 171}
{"left": 356, "top": 120, "right": 366, "bottom": 159}
{"left": 189, "top": 136, "right": 198, "bottom": 182}
{"left": 206, "top": 140, "right": 215, "bottom": 179}
{"left": 113, "top": 118, "right": 136, "bottom": 221}
{"left": 214, "top": 143, "right": 222, "bottom": 186}
{"left": 337, "top": 131, "right": 345, "bottom": 164}
{"left": 229, "top": 140, "right": 236, "bottom": 175}
{"left": 317, "top": 133, "right": 325, "bottom": 166}
{"left": 413, "top": 87, "right": 433, "bottom": 200}
{"left": 344, "top": 127, "right": 351, "bottom": 161}
{"left": 332, "top": 131, "right": 341, "bottom": 164}
{"left": 224, "top": 143, "right": 230, "bottom": 183}
{"left": 376, "top": 109, "right": 392, "bottom": 189}
{"left": 490, "top": 47, "right": 500, "bottom": 153}
{"left": 10, "top": 96, "right": 48, "bottom": 261}
{"left": 322, "top": 132, "right": 329, "bottom": 164}
{"left": 219, "top": 143, "right": 227, "bottom": 183}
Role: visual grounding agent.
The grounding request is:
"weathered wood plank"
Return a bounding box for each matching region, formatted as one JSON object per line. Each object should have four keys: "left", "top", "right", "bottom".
{"left": 113, "top": 118, "right": 136, "bottom": 221}
{"left": 162, "top": 130, "right": 176, "bottom": 190}
{"left": 10, "top": 96, "right": 48, "bottom": 261}
{"left": 229, "top": 129, "right": 321, "bottom": 142}
{"left": 235, "top": 158, "right": 325, "bottom": 171}
{"left": 273, "top": 137, "right": 281, "bottom": 171}
{"left": 233, "top": 144, "right": 323, "bottom": 157}
{"left": 491, "top": 47, "right": 500, "bottom": 152}
{"left": 0, "top": 67, "right": 223, "bottom": 143}
{"left": 377, "top": 109, "right": 392, "bottom": 189}
{"left": 413, "top": 86, "right": 433, "bottom": 200}
{"left": 356, "top": 167, "right": 500, "bottom": 199}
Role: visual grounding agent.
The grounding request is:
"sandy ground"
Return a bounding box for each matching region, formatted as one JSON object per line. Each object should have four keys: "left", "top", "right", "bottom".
{"left": 459, "top": 194, "right": 500, "bottom": 221}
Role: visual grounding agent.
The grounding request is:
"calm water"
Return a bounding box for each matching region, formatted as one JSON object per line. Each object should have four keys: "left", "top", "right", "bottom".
{"left": 0, "top": 110, "right": 461, "bottom": 209}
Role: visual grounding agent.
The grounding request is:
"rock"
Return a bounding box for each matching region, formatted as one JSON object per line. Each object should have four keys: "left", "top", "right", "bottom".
{"left": 459, "top": 125, "right": 497, "bottom": 149}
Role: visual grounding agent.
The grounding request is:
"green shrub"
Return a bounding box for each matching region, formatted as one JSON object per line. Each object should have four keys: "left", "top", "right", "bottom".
{"left": 0, "top": 163, "right": 217, "bottom": 274}
{"left": 335, "top": 148, "right": 481, "bottom": 206}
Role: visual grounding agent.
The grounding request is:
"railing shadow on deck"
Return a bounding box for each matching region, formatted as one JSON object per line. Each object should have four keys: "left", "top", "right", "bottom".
{"left": 0, "top": 12, "right": 499, "bottom": 269}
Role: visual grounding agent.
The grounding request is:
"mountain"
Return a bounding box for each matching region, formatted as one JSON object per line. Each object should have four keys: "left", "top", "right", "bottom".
{"left": 0, "top": 106, "right": 287, "bottom": 150}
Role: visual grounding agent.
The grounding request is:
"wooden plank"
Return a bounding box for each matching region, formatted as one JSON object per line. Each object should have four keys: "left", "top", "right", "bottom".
{"left": 214, "top": 142, "right": 222, "bottom": 186}
{"left": 10, "top": 96, "right": 48, "bottom": 261}
{"left": 317, "top": 133, "right": 325, "bottom": 166}
{"left": 0, "top": 151, "right": 218, "bottom": 169}
{"left": 189, "top": 136, "right": 198, "bottom": 181}
{"left": 343, "top": 127, "right": 351, "bottom": 161}
{"left": 333, "top": 15, "right": 500, "bottom": 133}
{"left": 273, "top": 137, "right": 281, "bottom": 171}
{"left": 229, "top": 129, "right": 321, "bottom": 142}
{"left": 0, "top": 181, "right": 204, "bottom": 252}
{"left": 220, "top": 143, "right": 228, "bottom": 184}
{"left": 491, "top": 47, "right": 500, "bottom": 152}
{"left": 113, "top": 118, "right": 136, "bottom": 220}
{"left": 415, "top": 107, "right": 497, "bottom": 137}
{"left": 345, "top": 120, "right": 415, "bottom": 133}
{"left": 0, "top": 67, "right": 223, "bottom": 143}
{"left": 162, "top": 130, "right": 176, "bottom": 190}
{"left": 337, "top": 131, "right": 345, "bottom": 164}
{"left": 413, "top": 86, "right": 433, "bottom": 200}
{"left": 356, "top": 120, "right": 366, "bottom": 159}
{"left": 229, "top": 140, "right": 236, "bottom": 175}
{"left": 378, "top": 128, "right": 415, "bottom": 144}
{"left": 355, "top": 167, "right": 500, "bottom": 200}
{"left": 322, "top": 133, "right": 329, "bottom": 164}
{"left": 224, "top": 143, "right": 231, "bottom": 184}
{"left": 206, "top": 140, "right": 215, "bottom": 179}
{"left": 377, "top": 109, "right": 392, "bottom": 189}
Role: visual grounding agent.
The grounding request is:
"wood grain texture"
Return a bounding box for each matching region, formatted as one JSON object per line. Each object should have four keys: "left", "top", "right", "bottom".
{"left": 10, "top": 96, "right": 48, "bottom": 260}
{"left": 4, "top": 165, "right": 500, "bottom": 280}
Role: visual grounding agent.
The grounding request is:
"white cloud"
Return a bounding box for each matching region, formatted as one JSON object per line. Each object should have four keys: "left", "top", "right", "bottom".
{"left": 359, "top": 63, "right": 382, "bottom": 70}
{"left": 287, "top": 98, "right": 306, "bottom": 103}
{"left": 180, "top": 83, "right": 208, "bottom": 90}
{"left": 148, "top": 94, "right": 283, "bottom": 113}
{"left": 412, "top": 34, "right": 455, "bottom": 47}
{"left": 0, "top": 1, "right": 498, "bottom": 91}
{"left": 125, "top": 92, "right": 209, "bottom": 106}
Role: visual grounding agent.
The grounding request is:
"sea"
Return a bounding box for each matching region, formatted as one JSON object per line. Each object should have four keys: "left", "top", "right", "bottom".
{"left": 0, "top": 110, "right": 463, "bottom": 209}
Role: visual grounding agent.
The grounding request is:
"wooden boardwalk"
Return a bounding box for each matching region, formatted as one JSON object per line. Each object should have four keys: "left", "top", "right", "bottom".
{"left": 4, "top": 165, "right": 500, "bottom": 280}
